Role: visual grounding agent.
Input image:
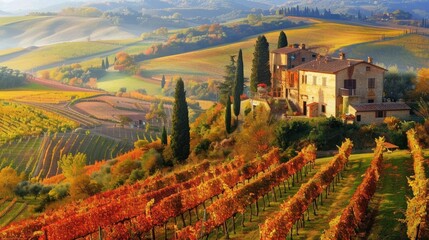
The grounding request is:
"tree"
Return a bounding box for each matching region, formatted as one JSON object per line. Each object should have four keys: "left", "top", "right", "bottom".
{"left": 384, "top": 68, "right": 415, "bottom": 101}
{"left": 101, "top": 59, "right": 105, "bottom": 69}
{"left": 70, "top": 174, "right": 101, "bottom": 200}
{"left": 233, "top": 49, "right": 244, "bottom": 120}
{"left": 250, "top": 35, "right": 271, "bottom": 92}
{"left": 161, "top": 126, "right": 168, "bottom": 145}
{"left": 413, "top": 68, "right": 429, "bottom": 100}
{"left": 277, "top": 31, "right": 288, "bottom": 48}
{"left": 225, "top": 96, "right": 232, "bottom": 134}
{"left": 171, "top": 78, "right": 190, "bottom": 163}
{"left": 218, "top": 55, "right": 236, "bottom": 105}
{"left": 0, "top": 167, "right": 22, "bottom": 197}
{"left": 59, "top": 153, "right": 87, "bottom": 181}
{"left": 161, "top": 75, "right": 166, "bottom": 89}
{"left": 105, "top": 56, "right": 109, "bottom": 69}
{"left": 118, "top": 115, "right": 132, "bottom": 127}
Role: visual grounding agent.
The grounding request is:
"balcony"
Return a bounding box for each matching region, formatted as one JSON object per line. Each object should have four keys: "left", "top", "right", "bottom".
{"left": 339, "top": 88, "right": 356, "bottom": 97}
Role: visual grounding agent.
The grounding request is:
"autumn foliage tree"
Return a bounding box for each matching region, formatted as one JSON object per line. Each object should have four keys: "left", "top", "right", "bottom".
{"left": 0, "top": 167, "right": 22, "bottom": 197}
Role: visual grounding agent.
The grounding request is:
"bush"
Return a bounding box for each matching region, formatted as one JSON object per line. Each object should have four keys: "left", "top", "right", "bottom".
{"left": 194, "top": 139, "right": 211, "bottom": 155}
{"left": 142, "top": 149, "right": 164, "bottom": 175}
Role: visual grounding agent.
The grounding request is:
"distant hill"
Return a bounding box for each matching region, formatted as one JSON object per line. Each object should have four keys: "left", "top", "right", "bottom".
{"left": 0, "top": 16, "right": 143, "bottom": 49}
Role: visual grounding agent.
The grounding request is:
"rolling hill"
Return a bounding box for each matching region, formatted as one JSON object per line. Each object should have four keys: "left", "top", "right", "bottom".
{"left": 0, "top": 16, "right": 143, "bottom": 50}
{"left": 140, "top": 20, "right": 405, "bottom": 82}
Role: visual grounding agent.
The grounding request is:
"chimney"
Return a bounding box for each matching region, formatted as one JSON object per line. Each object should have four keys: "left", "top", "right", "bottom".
{"left": 300, "top": 43, "right": 306, "bottom": 50}
{"left": 339, "top": 52, "right": 346, "bottom": 60}
{"left": 367, "top": 56, "right": 373, "bottom": 64}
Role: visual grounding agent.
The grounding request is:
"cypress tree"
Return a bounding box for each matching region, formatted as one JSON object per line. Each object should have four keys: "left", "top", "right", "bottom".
{"left": 105, "top": 57, "right": 109, "bottom": 69}
{"left": 161, "top": 126, "right": 167, "bottom": 145}
{"left": 171, "top": 78, "right": 190, "bottom": 163}
{"left": 225, "top": 96, "right": 232, "bottom": 134}
{"left": 277, "top": 31, "right": 288, "bottom": 49}
{"left": 233, "top": 49, "right": 244, "bottom": 120}
{"left": 250, "top": 35, "right": 271, "bottom": 92}
{"left": 101, "top": 59, "right": 105, "bottom": 69}
{"left": 161, "top": 75, "right": 166, "bottom": 89}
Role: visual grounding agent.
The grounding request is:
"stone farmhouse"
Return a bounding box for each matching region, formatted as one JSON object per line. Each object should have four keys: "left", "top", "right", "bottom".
{"left": 270, "top": 45, "right": 411, "bottom": 124}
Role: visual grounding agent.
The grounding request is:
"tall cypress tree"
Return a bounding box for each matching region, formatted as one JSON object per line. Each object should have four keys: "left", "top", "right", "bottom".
{"left": 161, "top": 75, "right": 166, "bottom": 89}
{"left": 161, "top": 126, "right": 167, "bottom": 145}
{"left": 233, "top": 49, "right": 244, "bottom": 120}
{"left": 171, "top": 78, "right": 190, "bottom": 163}
{"left": 101, "top": 59, "right": 105, "bottom": 69}
{"left": 105, "top": 57, "right": 109, "bottom": 69}
{"left": 277, "top": 31, "right": 288, "bottom": 49}
{"left": 250, "top": 35, "right": 271, "bottom": 92}
{"left": 225, "top": 96, "right": 232, "bottom": 134}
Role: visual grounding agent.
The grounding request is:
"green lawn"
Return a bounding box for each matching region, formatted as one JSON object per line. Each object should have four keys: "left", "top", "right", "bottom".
{"left": 97, "top": 72, "right": 162, "bottom": 95}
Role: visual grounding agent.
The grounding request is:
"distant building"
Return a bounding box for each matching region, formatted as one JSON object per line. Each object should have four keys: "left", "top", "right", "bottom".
{"left": 270, "top": 48, "right": 410, "bottom": 123}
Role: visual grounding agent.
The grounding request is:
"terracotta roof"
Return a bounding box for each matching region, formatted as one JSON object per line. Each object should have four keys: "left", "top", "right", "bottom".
{"left": 271, "top": 47, "right": 302, "bottom": 54}
{"left": 291, "top": 57, "right": 363, "bottom": 73}
{"left": 350, "top": 102, "right": 411, "bottom": 112}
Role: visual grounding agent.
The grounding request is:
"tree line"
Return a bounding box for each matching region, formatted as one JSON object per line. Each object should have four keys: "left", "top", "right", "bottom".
{"left": 0, "top": 66, "right": 26, "bottom": 89}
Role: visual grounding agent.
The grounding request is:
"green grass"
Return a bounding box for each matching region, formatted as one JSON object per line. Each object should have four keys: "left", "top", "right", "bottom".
{"left": 97, "top": 72, "right": 162, "bottom": 95}
{"left": 339, "top": 34, "right": 429, "bottom": 69}
{"left": 2, "top": 41, "right": 124, "bottom": 71}
{"left": 0, "top": 16, "right": 48, "bottom": 26}
{"left": 368, "top": 150, "right": 412, "bottom": 240}
{"left": 141, "top": 20, "right": 404, "bottom": 82}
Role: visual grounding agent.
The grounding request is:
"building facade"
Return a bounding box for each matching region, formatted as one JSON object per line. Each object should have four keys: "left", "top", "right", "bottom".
{"left": 286, "top": 53, "right": 386, "bottom": 117}
{"left": 270, "top": 44, "right": 317, "bottom": 98}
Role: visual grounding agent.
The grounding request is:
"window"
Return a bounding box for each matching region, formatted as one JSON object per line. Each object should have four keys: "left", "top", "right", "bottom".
{"left": 368, "top": 78, "right": 375, "bottom": 89}
{"left": 312, "top": 54, "right": 317, "bottom": 58}
{"left": 344, "top": 79, "right": 356, "bottom": 95}
{"left": 302, "top": 57, "right": 306, "bottom": 62}
{"left": 321, "top": 105, "right": 326, "bottom": 113}
{"left": 356, "top": 115, "right": 361, "bottom": 122}
{"left": 366, "top": 66, "right": 371, "bottom": 71}
{"left": 322, "top": 77, "right": 327, "bottom": 86}
{"left": 313, "top": 76, "right": 317, "bottom": 85}
{"left": 301, "top": 75, "right": 307, "bottom": 84}
{"left": 368, "top": 99, "right": 374, "bottom": 103}
{"left": 376, "top": 111, "right": 385, "bottom": 118}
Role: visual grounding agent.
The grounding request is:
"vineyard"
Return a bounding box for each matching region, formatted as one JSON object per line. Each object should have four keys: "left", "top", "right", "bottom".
{"left": 0, "top": 101, "right": 79, "bottom": 142}
{"left": 0, "top": 198, "right": 27, "bottom": 228}
{"left": 0, "top": 132, "right": 133, "bottom": 179}
{"left": 405, "top": 129, "right": 429, "bottom": 239}
{"left": 0, "top": 138, "right": 424, "bottom": 239}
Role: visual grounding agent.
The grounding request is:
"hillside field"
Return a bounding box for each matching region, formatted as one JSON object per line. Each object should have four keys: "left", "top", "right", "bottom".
{"left": 139, "top": 20, "right": 404, "bottom": 83}
{"left": 97, "top": 72, "right": 163, "bottom": 95}
{"left": 337, "top": 34, "right": 429, "bottom": 70}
